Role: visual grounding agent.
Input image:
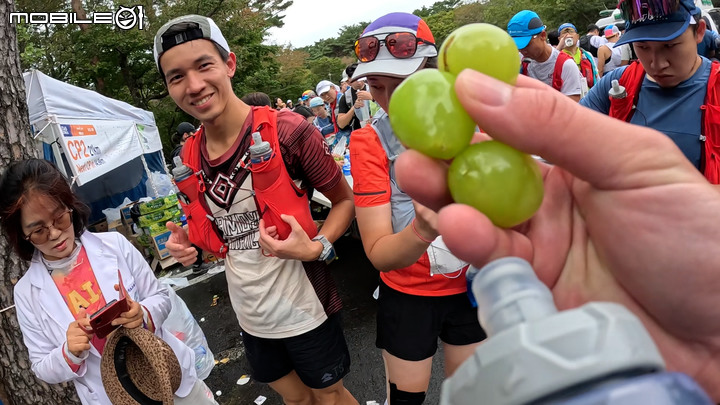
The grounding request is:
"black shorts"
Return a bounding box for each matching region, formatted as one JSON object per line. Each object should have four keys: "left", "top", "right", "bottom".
{"left": 376, "top": 280, "right": 487, "bottom": 361}
{"left": 241, "top": 313, "right": 351, "bottom": 389}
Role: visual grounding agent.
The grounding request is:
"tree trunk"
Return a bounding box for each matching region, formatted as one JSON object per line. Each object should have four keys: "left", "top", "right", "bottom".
{"left": 0, "top": 0, "right": 80, "bottom": 403}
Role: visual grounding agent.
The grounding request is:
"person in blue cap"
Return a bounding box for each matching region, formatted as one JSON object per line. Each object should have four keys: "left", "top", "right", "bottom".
{"left": 556, "top": 22, "right": 600, "bottom": 89}
{"left": 580, "top": 0, "right": 720, "bottom": 182}
{"left": 507, "top": 10, "right": 583, "bottom": 101}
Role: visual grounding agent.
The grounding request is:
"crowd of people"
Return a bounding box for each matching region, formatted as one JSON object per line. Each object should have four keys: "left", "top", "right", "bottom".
{"left": 2, "top": 0, "right": 720, "bottom": 404}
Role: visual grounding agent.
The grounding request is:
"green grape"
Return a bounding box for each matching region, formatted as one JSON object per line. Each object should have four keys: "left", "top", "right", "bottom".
{"left": 439, "top": 23, "right": 520, "bottom": 85}
{"left": 389, "top": 69, "right": 475, "bottom": 160}
{"left": 448, "top": 141, "right": 544, "bottom": 228}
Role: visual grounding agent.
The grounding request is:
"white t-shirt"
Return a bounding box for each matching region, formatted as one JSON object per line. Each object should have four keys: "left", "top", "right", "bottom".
{"left": 602, "top": 42, "right": 631, "bottom": 73}
{"left": 590, "top": 35, "right": 608, "bottom": 48}
{"left": 525, "top": 47, "right": 583, "bottom": 97}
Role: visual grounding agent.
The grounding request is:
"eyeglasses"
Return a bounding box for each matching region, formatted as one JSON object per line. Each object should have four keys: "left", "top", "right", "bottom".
{"left": 354, "top": 32, "right": 435, "bottom": 63}
{"left": 24, "top": 209, "right": 73, "bottom": 244}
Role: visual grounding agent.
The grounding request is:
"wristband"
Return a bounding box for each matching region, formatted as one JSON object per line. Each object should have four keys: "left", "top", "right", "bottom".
{"left": 411, "top": 218, "right": 434, "bottom": 244}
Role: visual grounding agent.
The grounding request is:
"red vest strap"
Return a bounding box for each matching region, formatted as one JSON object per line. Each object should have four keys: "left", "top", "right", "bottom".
{"left": 552, "top": 51, "right": 573, "bottom": 91}
{"left": 580, "top": 57, "right": 594, "bottom": 88}
{"left": 701, "top": 61, "right": 720, "bottom": 184}
{"left": 521, "top": 60, "right": 529, "bottom": 76}
{"left": 608, "top": 61, "right": 645, "bottom": 122}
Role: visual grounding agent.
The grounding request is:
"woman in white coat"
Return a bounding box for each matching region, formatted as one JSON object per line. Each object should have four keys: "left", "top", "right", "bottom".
{"left": 0, "top": 159, "right": 217, "bottom": 405}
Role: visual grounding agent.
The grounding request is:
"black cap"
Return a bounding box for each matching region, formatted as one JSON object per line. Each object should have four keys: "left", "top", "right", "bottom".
{"left": 176, "top": 122, "right": 195, "bottom": 135}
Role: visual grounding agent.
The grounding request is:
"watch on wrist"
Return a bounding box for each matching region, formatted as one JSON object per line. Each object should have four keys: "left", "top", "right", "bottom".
{"left": 312, "top": 235, "right": 336, "bottom": 263}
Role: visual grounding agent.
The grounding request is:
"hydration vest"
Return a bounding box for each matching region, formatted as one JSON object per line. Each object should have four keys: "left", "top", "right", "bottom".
{"left": 522, "top": 51, "right": 573, "bottom": 92}
{"left": 609, "top": 60, "right": 720, "bottom": 184}
{"left": 179, "top": 106, "right": 316, "bottom": 256}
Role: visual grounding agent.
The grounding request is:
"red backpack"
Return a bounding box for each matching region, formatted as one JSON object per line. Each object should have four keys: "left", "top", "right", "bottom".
{"left": 609, "top": 60, "right": 720, "bottom": 184}
{"left": 579, "top": 55, "right": 595, "bottom": 88}
{"left": 522, "top": 51, "right": 573, "bottom": 91}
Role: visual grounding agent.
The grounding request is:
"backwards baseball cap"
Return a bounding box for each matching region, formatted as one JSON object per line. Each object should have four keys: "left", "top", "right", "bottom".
{"left": 315, "top": 80, "right": 336, "bottom": 96}
{"left": 309, "top": 97, "right": 325, "bottom": 108}
{"left": 616, "top": 0, "right": 700, "bottom": 46}
{"left": 508, "top": 10, "right": 546, "bottom": 50}
{"left": 153, "top": 15, "right": 230, "bottom": 69}
{"left": 604, "top": 24, "right": 621, "bottom": 37}
{"left": 558, "top": 23, "right": 577, "bottom": 33}
{"left": 351, "top": 12, "right": 437, "bottom": 82}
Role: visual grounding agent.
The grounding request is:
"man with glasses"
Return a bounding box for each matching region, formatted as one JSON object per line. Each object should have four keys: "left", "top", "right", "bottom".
{"left": 557, "top": 22, "right": 599, "bottom": 90}
{"left": 508, "top": 10, "right": 584, "bottom": 101}
{"left": 581, "top": 0, "right": 720, "bottom": 183}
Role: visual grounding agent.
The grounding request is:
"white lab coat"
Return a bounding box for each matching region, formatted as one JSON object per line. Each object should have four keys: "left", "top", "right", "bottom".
{"left": 13, "top": 231, "right": 197, "bottom": 405}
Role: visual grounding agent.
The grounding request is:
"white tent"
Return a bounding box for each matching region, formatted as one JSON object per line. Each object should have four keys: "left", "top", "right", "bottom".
{"left": 23, "top": 69, "right": 167, "bottom": 187}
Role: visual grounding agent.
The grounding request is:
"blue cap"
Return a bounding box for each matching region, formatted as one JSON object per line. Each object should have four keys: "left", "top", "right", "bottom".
{"left": 309, "top": 97, "right": 324, "bottom": 108}
{"left": 507, "top": 10, "right": 546, "bottom": 50}
{"left": 558, "top": 23, "right": 577, "bottom": 33}
{"left": 616, "top": 0, "right": 701, "bottom": 46}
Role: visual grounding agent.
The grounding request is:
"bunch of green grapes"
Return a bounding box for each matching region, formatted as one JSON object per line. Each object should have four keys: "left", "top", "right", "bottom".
{"left": 388, "top": 23, "right": 544, "bottom": 228}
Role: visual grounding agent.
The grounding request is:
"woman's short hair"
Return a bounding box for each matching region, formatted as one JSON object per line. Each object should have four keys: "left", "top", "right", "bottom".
{"left": 0, "top": 159, "right": 90, "bottom": 260}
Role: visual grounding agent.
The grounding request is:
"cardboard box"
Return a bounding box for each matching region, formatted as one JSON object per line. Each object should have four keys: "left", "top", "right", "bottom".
{"left": 150, "top": 230, "right": 172, "bottom": 260}
{"left": 120, "top": 202, "right": 138, "bottom": 226}
{"left": 89, "top": 219, "right": 108, "bottom": 233}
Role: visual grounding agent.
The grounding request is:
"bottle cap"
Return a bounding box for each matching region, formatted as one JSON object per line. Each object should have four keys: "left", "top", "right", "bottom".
{"left": 609, "top": 79, "right": 627, "bottom": 99}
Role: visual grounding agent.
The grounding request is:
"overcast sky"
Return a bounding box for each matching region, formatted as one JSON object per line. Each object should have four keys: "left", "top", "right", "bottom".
{"left": 266, "top": 0, "right": 442, "bottom": 48}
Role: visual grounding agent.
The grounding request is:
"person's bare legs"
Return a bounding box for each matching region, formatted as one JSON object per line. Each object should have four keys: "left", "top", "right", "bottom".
{"left": 311, "top": 379, "right": 359, "bottom": 405}
{"left": 382, "top": 349, "right": 433, "bottom": 403}
{"left": 443, "top": 341, "right": 481, "bottom": 377}
{"left": 268, "top": 370, "right": 314, "bottom": 405}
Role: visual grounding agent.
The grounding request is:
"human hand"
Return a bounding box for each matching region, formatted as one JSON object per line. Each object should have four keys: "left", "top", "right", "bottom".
{"left": 354, "top": 99, "right": 366, "bottom": 109}
{"left": 395, "top": 70, "right": 720, "bottom": 400}
{"left": 356, "top": 90, "right": 372, "bottom": 101}
{"left": 111, "top": 285, "right": 144, "bottom": 329}
{"left": 165, "top": 221, "right": 197, "bottom": 266}
{"left": 66, "top": 308, "right": 93, "bottom": 357}
{"left": 258, "top": 215, "right": 322, "bottom": 261}
{"left": 412, "top": 201, "right": 439, "bottom": 242}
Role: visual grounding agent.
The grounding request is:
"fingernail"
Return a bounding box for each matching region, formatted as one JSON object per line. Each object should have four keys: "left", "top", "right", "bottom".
{"left": 458, "top": 69, "right": 511, "bottom": 107}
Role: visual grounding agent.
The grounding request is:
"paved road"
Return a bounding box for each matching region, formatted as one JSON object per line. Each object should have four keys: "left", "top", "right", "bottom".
{"left": 176, "top": 235, "right": 447, "bottom": 405}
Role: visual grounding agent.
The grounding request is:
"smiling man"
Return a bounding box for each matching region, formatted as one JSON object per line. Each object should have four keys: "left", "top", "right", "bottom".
{"left": 580, "top": 0, "right": 720, "bottom": 180}
{"left": 153, "top": 15, "right": 357, "bottom": 405}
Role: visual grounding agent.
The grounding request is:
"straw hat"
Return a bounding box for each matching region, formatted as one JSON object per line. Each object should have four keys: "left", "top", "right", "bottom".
{"left": 101, "top": 327, "right": 182, "bottom": 405}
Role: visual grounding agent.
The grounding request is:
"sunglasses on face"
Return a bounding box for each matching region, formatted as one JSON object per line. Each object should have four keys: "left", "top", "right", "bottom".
{"left": 24, "top": 209, "right": 73, "bottom": 245}
{"left": 560, "top": 28, "right": 577, "bottom": 35}
{"left": 354, "top": 32, "right": 435, "bottom": 63}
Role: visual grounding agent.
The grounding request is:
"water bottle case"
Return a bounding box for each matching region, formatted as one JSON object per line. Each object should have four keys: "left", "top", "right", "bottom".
{"left": 248, "top": 119, "right": 318, "bottom": 241}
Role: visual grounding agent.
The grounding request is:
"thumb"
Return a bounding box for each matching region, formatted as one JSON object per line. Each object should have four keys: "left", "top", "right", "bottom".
{"left": 280, "top": 214, "right": 304, "bottom": 234}
{"left": 166, "top": 221, "right": 188, "bottom": 241}
{"left": 77, "top": 307, "right": 87, "bottom": 319}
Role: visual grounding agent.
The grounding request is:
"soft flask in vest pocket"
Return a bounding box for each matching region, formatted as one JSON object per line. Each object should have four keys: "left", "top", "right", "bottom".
{"left": 249, "top": 109, "right": 318, "bottom": 241}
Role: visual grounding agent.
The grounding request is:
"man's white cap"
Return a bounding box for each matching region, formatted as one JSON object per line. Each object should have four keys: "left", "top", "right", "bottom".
{"left": 154, "top": 15, "right": 230, "bottom": 69}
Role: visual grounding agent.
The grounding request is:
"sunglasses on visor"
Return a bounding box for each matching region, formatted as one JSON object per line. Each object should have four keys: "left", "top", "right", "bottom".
{"left": 354, "top": 32, "right": 435, "bottom": 63}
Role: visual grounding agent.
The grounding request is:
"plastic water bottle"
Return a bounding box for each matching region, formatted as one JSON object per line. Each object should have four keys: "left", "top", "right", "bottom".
{"left": 172, "top": 156, "right": 195, "bottom": 205}
{"left": 248, "top": 132, "right": 282, "bottom": 191}
{"left": 609, "top": 79, "right": 627, "bottom": 99}
{"left": 441, "top": 257, "right": 713, "bottom": 405}
{"left": 342, "top": 149, "right": 351, "bottom": 176}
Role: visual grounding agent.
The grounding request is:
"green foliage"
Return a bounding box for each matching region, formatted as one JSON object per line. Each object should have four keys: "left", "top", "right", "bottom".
{"left": 15, "top": 0, "right": 618, "bottom": 160}
{"left": 480, "top": 0, "right": 612, "bottom": 33}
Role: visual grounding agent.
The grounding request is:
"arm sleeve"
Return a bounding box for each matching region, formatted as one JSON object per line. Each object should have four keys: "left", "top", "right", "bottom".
{"left": 15, "top": 287, "right": 89, "bottom": 383}
{"left": 350, "top": 128, "right": 392, "bottom": 207}
{"left": 560, "top": 59, "right": 583, "bottom": 96}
